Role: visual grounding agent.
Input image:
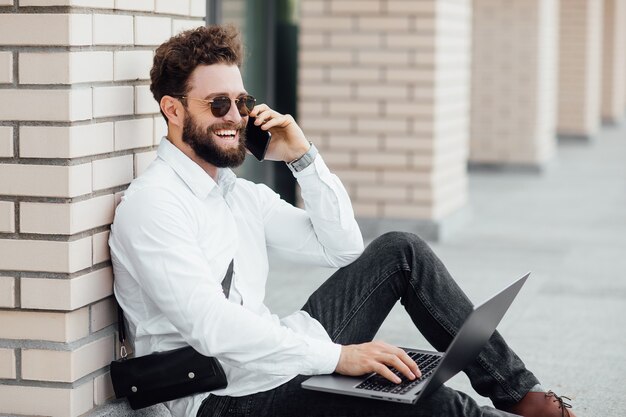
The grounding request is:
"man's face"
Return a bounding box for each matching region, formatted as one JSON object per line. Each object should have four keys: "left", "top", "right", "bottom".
{"left": 181, "top": 63, "right": 249, "bottom": 168}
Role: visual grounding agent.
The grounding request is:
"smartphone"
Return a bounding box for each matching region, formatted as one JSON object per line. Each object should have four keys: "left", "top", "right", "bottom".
{"left": 245, "top": 117, "right": 272, "bottom": 161}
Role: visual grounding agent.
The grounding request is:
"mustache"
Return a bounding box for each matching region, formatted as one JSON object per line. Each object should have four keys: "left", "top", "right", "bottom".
{"left": 208, "top": 121, "right": 246, "bottom": 132}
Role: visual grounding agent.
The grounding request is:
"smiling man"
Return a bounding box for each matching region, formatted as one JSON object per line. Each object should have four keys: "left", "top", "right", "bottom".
{"left": 108, "top": 25, "right": 576, "bottom": 417}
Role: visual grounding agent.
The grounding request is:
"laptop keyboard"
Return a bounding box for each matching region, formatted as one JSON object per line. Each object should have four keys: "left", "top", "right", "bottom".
{"left": 355, "top": 351, "right": 442, "bottom": 395}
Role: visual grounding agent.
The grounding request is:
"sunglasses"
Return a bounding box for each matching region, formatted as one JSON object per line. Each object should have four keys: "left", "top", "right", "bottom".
{"left": 175, "top": 94, "right": 256, "bottom": 118}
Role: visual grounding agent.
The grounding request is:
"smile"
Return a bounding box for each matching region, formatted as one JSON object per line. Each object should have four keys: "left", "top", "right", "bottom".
{"left": 214, "top": 129, "right": 238, "bottom": 143}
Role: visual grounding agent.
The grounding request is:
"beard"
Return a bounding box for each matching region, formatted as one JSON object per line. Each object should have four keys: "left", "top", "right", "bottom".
{"left": 182, "top": 114, "right": 248, "bottom": 168}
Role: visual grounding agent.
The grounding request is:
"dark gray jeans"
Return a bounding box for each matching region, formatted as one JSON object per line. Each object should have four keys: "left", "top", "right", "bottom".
{"left": 198, "top": 232, "right": 538, "bottom": 417}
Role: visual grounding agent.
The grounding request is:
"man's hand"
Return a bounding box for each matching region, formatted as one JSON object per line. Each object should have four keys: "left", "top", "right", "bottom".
{"left": 248, "top": 104, "right": 310, "bottom": 163}
{"left": 335, "top": 341, "right": 421, "bottom": 384}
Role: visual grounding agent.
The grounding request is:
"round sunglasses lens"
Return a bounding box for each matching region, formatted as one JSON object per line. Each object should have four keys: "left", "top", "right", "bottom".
{"left": 239, "top": 96, "right": 256, "bottom": 115}
{"left": 211, "top": 97, "right": 231, "bottom": 117}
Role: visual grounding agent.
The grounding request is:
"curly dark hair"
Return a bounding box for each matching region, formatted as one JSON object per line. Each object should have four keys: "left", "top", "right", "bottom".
{"left": 150, "top": 24, "right": 244, "bottom": 122}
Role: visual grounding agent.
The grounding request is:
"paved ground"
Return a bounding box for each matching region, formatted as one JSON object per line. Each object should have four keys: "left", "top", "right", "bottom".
{"left": 100, "top": 122, "right": 625, "bottom": 416}
{"left": 265, "top": 121, "right": 626, "bottom": 416}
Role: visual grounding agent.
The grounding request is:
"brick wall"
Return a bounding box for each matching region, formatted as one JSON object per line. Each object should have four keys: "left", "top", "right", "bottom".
{"left": 601, "top": 0, "right": 626, "bottom": 124}
{"left": 297, "top": 0, "right": 471, "bottom": 239}
{"left": 470, "top": 0, "right": 559, "bottom": 168}
{"left": 558, "top": 0, "right": 604, "bottom": 139}
{"left": 0, "top": 1, "right": 204, "bottom": 416}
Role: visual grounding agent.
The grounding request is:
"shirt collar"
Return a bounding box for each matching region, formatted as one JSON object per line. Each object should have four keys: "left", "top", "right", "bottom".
{"left": 157, "top": 137, "right": 237, "bottom": 199}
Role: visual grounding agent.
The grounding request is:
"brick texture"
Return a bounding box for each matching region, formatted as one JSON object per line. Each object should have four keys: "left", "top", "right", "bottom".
{"left": 0, "top": 2, "right": 198, "bottom": 414}
{"left": 298, "top": 0, "right": 470, "bottom": 222}
{"left": 601, "top": 0, "right": 626, "bottom": 123}
{"left": 0, "top": 51, "right": 13, "bottom": 83}
{"left": 470, "top": 0, "right": 559, "bottom": 166}
{"left": 557, "top": 0, "right": 604, "bottom": 137}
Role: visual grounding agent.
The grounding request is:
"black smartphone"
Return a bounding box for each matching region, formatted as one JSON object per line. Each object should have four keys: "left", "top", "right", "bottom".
{"left": 245, "top": 117, "right": 272, "bottom": 161}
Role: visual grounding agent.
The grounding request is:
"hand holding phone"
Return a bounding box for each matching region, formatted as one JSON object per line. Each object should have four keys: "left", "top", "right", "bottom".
{"left": 245, "top": 117, "right": 272, "bottom": 161}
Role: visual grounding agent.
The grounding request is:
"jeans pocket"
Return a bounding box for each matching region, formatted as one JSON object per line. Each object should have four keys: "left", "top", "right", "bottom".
{"left": 197, "top": 394, "right": 231, "bottom": 417}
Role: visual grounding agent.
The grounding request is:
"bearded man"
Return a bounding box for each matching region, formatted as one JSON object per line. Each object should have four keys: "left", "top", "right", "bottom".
{"left": 109, "top": 25, "right": 577, "bottom": 417}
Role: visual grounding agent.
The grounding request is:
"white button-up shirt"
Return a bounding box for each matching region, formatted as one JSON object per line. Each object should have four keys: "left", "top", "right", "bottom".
{"left": 109, "top": 138, "right": 364, "bottom": 417}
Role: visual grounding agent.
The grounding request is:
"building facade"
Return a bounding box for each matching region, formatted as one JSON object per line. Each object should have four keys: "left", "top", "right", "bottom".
{"left": 0, "top": 0, "right": 625, "bottom": 416}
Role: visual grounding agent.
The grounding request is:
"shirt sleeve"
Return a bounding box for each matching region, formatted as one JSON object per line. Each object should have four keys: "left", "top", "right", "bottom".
{"left": 262, "top": 154, "right": 365, "bottom": 268}
{"left": 109, "top": 186, "right": 341, "bottom": 376}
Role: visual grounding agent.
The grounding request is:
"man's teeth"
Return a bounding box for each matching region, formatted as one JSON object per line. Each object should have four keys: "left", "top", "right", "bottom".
{"left": 215, "top": 130, "right": 236, "bottom": 137}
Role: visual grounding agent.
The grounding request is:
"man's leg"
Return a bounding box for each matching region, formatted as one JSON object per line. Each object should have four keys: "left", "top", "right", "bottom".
{"left": 198, "top": 231, "right": 523, "bottom": 417}
{"left": 301, "top": 231, "right": 539, "bottom": 410}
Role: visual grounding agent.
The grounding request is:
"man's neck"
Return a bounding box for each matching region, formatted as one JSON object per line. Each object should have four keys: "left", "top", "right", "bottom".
{"left": 166, "top": 133, "right": 218, "bottom": 180}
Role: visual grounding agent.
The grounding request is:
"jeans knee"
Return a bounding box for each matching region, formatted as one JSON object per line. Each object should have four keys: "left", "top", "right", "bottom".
{"left": 372, "top": 231, "right": 430, "bottom": 258}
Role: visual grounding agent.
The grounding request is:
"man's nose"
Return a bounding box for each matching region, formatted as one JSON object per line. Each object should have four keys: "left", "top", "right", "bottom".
{"left": 222, "top": 99, "right": 243, "bottom": 124}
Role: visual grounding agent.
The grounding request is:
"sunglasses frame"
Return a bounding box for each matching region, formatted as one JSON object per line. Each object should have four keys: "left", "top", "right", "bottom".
{"left": 174, "top": 94, "right": 256, "bottom": 118}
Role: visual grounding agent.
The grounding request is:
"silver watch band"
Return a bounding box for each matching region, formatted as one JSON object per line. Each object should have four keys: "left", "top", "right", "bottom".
{"left": 286, "top": 142, "right": 318, "bottom": 173}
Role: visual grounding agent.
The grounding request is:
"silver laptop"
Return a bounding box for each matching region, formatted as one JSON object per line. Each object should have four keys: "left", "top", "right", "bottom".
{"left": 301, "top": 273, "right": 530, "bottom": 404}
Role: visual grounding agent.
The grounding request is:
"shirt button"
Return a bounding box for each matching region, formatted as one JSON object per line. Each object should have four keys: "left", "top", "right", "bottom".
{"left": 188, "top": 372, "right": 195, "bottom": 379}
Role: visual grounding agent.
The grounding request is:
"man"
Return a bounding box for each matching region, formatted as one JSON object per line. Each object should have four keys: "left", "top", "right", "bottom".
{"left": 109, "top": 25, "right": 576, "bottom": 417}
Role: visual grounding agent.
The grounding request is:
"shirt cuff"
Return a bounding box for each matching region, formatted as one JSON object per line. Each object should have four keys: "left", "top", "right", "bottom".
{"left": 308, "top": 339, "right": 342, "bottom": 374}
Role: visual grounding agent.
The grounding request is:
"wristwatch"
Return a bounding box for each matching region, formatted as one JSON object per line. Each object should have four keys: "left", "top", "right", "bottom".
{"left": 286, "top": 142, "right": 318, "bottom": 173}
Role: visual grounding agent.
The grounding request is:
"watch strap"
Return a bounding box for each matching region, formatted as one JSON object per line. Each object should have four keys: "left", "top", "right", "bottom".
{"left": 287, "top": 142, "right": 318, "bottom": 173}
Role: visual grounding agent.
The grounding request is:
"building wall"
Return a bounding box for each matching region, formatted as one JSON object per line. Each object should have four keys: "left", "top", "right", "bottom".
{"left": 470, "top": 0, "right": 559, "bottom": 167}
{"left": 558, "top": 0, "right": 604, "bottom": 138}
{"left": 601, "top": 0, "right": 626, "bottom": 123}
{"left": 297, "top": 0, "right": 471, "bottom": 238}
{"left": 0, "top": 1, "right": 204, "bottom": 416}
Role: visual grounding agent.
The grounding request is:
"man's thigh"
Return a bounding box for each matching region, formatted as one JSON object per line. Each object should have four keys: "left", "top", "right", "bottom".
{"left": 211, "top": 376, "right": 511, "bottom": 417}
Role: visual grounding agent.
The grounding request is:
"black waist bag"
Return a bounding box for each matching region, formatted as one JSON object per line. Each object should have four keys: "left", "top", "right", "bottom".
{"left": 110, "top": 260, "right": 234, "bottom": 410}
{"left": 110, "top": 346, "right": 227, "bottom": 410}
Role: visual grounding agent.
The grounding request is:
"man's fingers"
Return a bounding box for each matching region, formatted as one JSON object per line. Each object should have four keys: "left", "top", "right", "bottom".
{"left": 383, "top": 354, "right": 416, "bottom": 381}
{"left": 372, "top": 363, "right": 401, "bottom": 384}
{"left": 394, "top": 348, "right": 421, "bottom": 378}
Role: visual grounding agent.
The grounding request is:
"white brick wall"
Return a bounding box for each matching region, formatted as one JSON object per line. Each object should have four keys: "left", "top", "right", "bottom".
{"left": 470, "top": 0, "right": 559, "bottom": 166}
{"left": 113, "top": 50, "right": 153, "bottom": 81}
{"left": 298, "top": 0, "right": 470, "bottom": 223}
{"left": 0, "top": 51, "right": 12, "bottom": 83}
{"left": 0, "top": 277, "right": 15, "bottom": 308}
{"left": 20, "top": 194, "right": 115, "bottom": 235}
{"left": 134, "top": 15, "right": 172, "bottom": 46}
{"left": 558, "top": 0, "right": 604, "bottom": 137}
{"left": 0, "top": 163, "right": 92, "bottom": 197}
{"left": 0, "top": 126, "right": 13, "bottom": 157}
{"left": 601, "top": 0, "right": 626, "bottom": 123}
{"left": 93, "top": 14, "right": 134, "bottom": 45}
{"left": 19, "top": 51, "right": 113, "bottom": 84}
{"left": 0, "top": 3, "right": 200, "bottom": 413}
{"left": 0, "top": 14, "right": 92, "bottom": 46}
{"left": 20, "top": 123, "right": 114, "bottom": 158}
{"left": 0, "top": 89, "right": 92, "bottom": 121}
{"left": 22, "top": 268, "right": 113, "bottom": 311}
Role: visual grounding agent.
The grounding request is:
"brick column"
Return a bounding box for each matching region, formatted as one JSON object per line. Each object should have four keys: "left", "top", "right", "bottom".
{"left": 469, "top": 0, "right": 559, "bottom": 170}
{"left": 297, "top": 0, "right": 471, "bottom": 241}
{"left": 0, "top": 1, "right": 204, "bottom": 416}
{"left": 558, "top": 0, "right": 604, "bottom": 140}
{"left": 601, "top": 0, "right": 626, "bottom": 124}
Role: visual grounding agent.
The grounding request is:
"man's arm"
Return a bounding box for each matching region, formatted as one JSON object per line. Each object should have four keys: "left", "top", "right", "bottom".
{"left": 109, "top": 187, "right": 341, "bottom": 376}
{"left": 250, "top": 105, "right": 364, "bottom": 267}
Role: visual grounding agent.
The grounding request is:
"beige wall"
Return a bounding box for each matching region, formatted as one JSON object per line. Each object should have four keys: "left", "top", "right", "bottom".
{"left": 558, "top": 0, "right": 604, "bottom": 138}
{"left": 297, "top": 0, "right": 471, "bottom": 239}
{"left": 470, "top": 0, "right": 559, "bottom": 167}
{"left": 601, "top": 0, "right": 626, "bottom": 123}
{"left": 0, "top": 1, "right": 204, "bottom": 416}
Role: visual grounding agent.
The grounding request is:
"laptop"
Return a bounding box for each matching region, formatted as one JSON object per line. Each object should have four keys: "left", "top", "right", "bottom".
{"left": 301, "top": 273, "right": 530, "bottom": 404}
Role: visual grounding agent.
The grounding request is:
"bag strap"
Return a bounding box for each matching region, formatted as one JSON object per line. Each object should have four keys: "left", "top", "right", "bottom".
{"left": 116, "top": 259, "right": 235, "bottom": 358}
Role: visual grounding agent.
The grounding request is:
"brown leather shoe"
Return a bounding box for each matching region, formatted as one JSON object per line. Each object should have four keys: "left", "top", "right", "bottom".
{"left": 503, "top": 390, "right": 577, "bottom": 417}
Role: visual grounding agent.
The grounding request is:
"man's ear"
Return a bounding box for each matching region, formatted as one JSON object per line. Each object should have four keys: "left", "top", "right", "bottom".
{"left": 160, "top": 95, "right": 184, "bottom": 128}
